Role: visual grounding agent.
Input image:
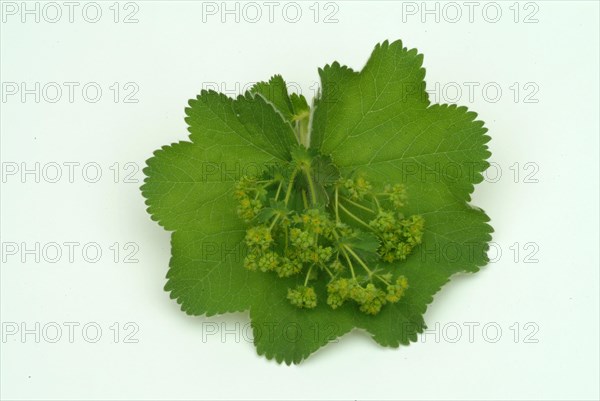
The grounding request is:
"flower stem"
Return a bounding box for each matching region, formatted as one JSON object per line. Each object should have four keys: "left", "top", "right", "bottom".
{"left": 341, "top": 248, "right": 357, "bottom": 280}
{"left": 321, "top": 263, "right": 334, "bottom": 279}
{"left": 274, "top": 180, "right": 283, "bottom": 201}
{"left": 303, "top": 167, "right": 318, "bottom": 206}
{"left": 304, "top": 265, "right": 314, "bottom": 286}
{"left": 375, "top": 274, "right": 391, "bottom": 285}
{"left": 344, "top": 245, "right": 373, "bottom": 276}
{"left": 372, "top": 194, "right": 382, "bottom": 212}
{"left": 334, "top": 188, "right": 340, "bottom": 223}
{"left": 302, "top": 190, "right": 309, "bottom": 209}
{"left": 284, "top": 169, "right": 298, "bottom": 205}
{"left": 340, "top": 196, "right": 375, "bottom": 213}
{"left": 338, "top": 203, "right": 371, "bottom": 230}
{"left": 269, "top": 214, "right": 280, "bottom": 230}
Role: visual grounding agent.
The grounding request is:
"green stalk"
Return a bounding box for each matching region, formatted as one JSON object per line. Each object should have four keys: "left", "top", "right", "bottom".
{"left": 341, "top": 196, "right": 375, "bottom": 213}
{"left": 372, "top": 194, "right": 382, "bottom": 212}
{"left": 375, "top": 274, "right": 391, "bottom": 285}
{"left": 269, "top": 214, "right": 280, "bottom": 230}
{"left": 284, "top": 169, "right": 299, "bottom": 205}
{"left": 295, "top": 110, "right": 310, "bottom": 147}
{"left": 344, "top": 245, "right": 373, "bottom": 276}
{"left": 334, "top": 188, "right": 340, "bottom": 223}
{"left": 301, "top": 190, "right": 309, "bottom": 209}
{"left": 274, "top": 180, "right": 283, "bottom": 201}
{"left": 338, "top": 203, "right": 371, "bottom": 230}
{"left": 304, "top": 265, "right": 314, "bottom": 286}
{"left": 303, "top": 167, "right": 318, "bottom": 206}
{"left": 341, "top": 248, "right": 357, "bottom": 280}
{"left": 321, "top": 263, "right": 334, "bottom": 279}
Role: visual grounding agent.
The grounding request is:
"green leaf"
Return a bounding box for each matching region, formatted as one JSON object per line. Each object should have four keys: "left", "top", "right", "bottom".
{"left": 250, "top": 75, "right": 294, "bottom": 120}
{"left": 312, "top": 40, "right": 490, "bottom": 204}
{"left": 141, "top": 90, "right": 297, "bottom": 313}
{"left": 166, "top": 229, "right": 254, "bottom": 315}
{"left": 141, "top": 40, "right": 493, "bottom": 364}
{"left": 290, "top": 93, "right": 309, "bottom": 117}
{"left": 250, "top": 277, "right": 356, "bottom": 365}
{"left": 349, "top": 231, "right": 380, "bottom": 254}
{"left": 250, "top": 75, "right": 309, "bottom": 124}
{"left": 142, "top": 91, "right": 294, "bottom": 231}
{"left": 309, "top": 39, "right": 492, "bottom": 350}
{"left": 355, "top": 205, "right": 492, "bottom": 346}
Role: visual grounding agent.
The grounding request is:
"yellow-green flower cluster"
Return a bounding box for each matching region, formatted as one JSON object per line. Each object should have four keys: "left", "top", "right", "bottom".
{"left": 241, "top": 207, "right": 335, "bottom": 304}
{"left": 257, "top": 251, "right": 279, "bottom": 272}
{"left": 276, "top": 257, "right": 303, "bottom": 277}
{"left": 384, "top": 183, "right": 408, "bottom": 208}
{"left": 233, "top": 176, "right": 265, "bottom": 222}
{"left": 327, "top": 276, "right": 409, "bottom": 315}
{"left": 293, "top": 208, "right": 334, "bottom": 236}
{"left": 288, "top": 225, "right": 334, "bottom": 265}
{"left": 344, "top": 175, "right": 373, "bottom": 200}
{"left": 385, "top": 276, "right": 409, "bottom": 302}
{"left": 370, "top": 212, "right": 425, "bottom": 263}
{"left": 234, "top": 166, "right": 424, "bottom": 316}
{"left": 287, "top": 285, "right": 317, "bottom": 308}
{"left": 245, "top": 225, "right": 273, "bottom": 250}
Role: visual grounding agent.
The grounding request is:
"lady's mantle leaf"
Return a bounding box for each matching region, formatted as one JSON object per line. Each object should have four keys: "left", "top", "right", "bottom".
{"left": 141, "top": 91, "right": 295, "bottom": 314}
{"left": 141, "top": 40, "right": 493, "bottom": 364}
{"left": 304, "top": 39, "right": 493, "bottom": 350}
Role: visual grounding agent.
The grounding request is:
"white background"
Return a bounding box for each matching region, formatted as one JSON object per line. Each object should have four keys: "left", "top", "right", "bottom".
{"left": 1, "top": 1, "right": 599, "bottom": 400}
